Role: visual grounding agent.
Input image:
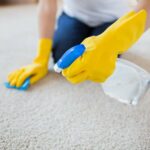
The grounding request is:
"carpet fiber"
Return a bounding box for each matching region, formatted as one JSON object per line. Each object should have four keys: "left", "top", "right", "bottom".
{"left": 0, "top": 5, "right": 150, "bottom": 150}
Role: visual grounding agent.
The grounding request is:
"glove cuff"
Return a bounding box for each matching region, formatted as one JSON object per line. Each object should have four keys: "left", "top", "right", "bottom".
{"left": 100, "top": 10, "right": 147, "bottom": 54}
{"left": 34, "top": 38, "right": 53, "bottom": 66}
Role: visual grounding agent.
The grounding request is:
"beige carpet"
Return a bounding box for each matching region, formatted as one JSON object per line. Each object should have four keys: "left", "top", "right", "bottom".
{"left": 0, "top": 5, "right": 150, "bottom": 150}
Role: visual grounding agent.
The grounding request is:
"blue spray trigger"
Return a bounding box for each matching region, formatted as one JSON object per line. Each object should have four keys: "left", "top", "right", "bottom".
{"left": 4, "top": 78, "right": 30, "bottom": 91}
{"left": 54, "top": 44, "right": 86, "bottom": 72}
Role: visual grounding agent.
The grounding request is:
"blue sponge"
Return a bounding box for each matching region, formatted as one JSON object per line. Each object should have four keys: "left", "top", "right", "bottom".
{"left": 4, "top": 78, "right": 30, "bottom": 91}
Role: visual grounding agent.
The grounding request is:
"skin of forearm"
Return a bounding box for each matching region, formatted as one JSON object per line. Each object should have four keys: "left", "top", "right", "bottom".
{"left": 135, "top": 0, "right": 150, "bottom": 29}
{"left": 38, "top": 0, "right": 57, "bottom": 39}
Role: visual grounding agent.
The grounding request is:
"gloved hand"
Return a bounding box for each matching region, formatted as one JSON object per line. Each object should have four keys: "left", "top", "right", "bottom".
{"left": 62, "top": 10, "right": 147, "bottom": 84}
{"left": 7, "top": 39, "right": 52, "bottom": 87}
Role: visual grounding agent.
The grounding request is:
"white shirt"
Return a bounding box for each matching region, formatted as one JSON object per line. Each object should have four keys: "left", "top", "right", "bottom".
{"left": 63, "top": 0, "right": 131, "bottom": 27}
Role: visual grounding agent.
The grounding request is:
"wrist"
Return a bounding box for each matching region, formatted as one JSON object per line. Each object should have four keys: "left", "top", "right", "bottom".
{"left": 34, "top": 38, "right": 53, "bottom": 65}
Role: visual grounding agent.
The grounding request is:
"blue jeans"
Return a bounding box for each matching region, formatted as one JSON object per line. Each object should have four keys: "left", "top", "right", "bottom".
{"left": 52, "top": 12, "right": 116, "bottom": 63}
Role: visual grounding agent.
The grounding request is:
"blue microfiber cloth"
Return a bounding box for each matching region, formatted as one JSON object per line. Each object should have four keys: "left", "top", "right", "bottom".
{"left": 4, "top": 78, "right": 30, "bottom": 91}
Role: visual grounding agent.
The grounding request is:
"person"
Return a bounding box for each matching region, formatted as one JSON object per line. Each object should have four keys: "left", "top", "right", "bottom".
{"left": 7, "top": 0, "right": 150, "bottom": 87}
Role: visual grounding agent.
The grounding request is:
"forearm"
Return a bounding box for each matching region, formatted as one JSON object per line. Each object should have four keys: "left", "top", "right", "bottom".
{"left": 135, "top": 0, "right": 150, "bottom": 29}
{"left": 38, "top": 0, "right": 57, "bottom": 39}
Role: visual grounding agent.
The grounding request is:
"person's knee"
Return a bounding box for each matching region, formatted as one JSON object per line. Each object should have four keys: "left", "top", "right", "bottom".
{"left": 52, "top": 12, "right": 90, "bottom": 63}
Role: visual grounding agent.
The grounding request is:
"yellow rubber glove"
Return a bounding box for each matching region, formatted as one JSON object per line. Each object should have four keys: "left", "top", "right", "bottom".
{"left": 7, "top": 39, "right": 52, "bottom": 87}
{"left": 62, "top": 10, "right": 147, "bottom": 84}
